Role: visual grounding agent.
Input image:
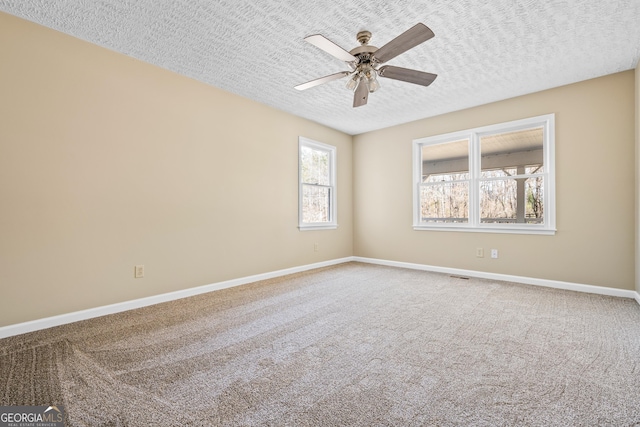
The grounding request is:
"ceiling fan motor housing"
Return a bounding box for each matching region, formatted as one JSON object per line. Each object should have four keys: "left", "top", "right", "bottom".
{"left": 349, "top": 46, "right": 378, "bottom": 62}
{"left": 350, "top": 30, "right": 378, "bottom": 64}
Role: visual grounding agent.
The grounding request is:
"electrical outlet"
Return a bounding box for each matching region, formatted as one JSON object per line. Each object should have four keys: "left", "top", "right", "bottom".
{"left": 476, "top": 248, "right": 484, "bottom": 258}
{"left": 314, "top": 243, "right": 319, "bottom": 252}
{"left": 135, "top": 265, "right": 144, "bottom": 278}
{"left": 491, "top": 249, "right": 498, "bottom": 259}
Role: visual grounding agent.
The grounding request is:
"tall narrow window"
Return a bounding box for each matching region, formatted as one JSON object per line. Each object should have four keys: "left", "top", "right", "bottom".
{"left": 413, "top": 114, "right": 555, "bottom": 234}
{"left": 299, "top": 137, "right": 337, "bottom": 230}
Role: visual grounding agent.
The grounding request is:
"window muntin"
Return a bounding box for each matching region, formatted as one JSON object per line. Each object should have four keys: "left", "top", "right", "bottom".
{"left": 413, "top": 114, "right": 555, "bottom": 234}
{"left": 299, "top": 137, "right": 337, "bottom": 230}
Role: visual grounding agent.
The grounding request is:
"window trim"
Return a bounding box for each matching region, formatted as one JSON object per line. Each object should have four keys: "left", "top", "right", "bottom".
{"left": 412, "top": 114, "right": 556, "bottom": 235}
{"left": 298, "top": 137, "right": 337, "bottom": 231}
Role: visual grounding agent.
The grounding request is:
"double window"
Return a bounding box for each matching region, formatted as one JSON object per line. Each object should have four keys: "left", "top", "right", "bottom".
{"left": 299, "top": 137, "right": 337, "bottom": 230}
{"left": 413, "top": 114, "right": 555, "bottom": 234}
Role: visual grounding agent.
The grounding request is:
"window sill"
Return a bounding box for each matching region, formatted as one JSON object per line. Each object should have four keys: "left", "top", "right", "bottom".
{"left": 412, "top": 225, "right": 556, "bottom": 235}
{"left": 299, "top": 224, "right": 338, "bottom": 231}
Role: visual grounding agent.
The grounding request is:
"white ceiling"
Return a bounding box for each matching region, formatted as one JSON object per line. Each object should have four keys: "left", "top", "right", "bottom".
{"left": 1, "top": 0, "right": 639, "bottom": 135}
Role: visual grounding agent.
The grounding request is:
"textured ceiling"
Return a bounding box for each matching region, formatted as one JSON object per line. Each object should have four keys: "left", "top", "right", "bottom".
{"left": 1, "top": 0, "right": 639, "bottom": 135}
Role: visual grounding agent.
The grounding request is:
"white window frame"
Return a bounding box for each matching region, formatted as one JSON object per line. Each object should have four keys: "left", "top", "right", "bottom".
{"left": 412, "top": 114, "right": 556, "bottom": 235}
{"left": 298, "top": 137, "right": 337, "bottom": 230}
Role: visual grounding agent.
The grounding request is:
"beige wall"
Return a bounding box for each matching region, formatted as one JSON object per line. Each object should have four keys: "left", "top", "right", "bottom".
{"left": 0, "top": 13, "right": 353, "bottom": 327}
{"left": 636, "top": 63, "right": 640, "bottom": 294}
{"left": 354, "top": 71, "right": 636, "bottom": 290}
{"left": 1, "top": 12, "right": 637, "bottom": 329}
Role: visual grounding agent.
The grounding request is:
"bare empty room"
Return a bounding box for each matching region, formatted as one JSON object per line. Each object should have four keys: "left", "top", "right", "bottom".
{"left": 1, "top": 1, "right": 639, "bottom": 425}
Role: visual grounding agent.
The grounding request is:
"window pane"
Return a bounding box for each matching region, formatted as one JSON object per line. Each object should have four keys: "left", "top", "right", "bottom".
{"left": 420, "top": 182, "right": 469, "bottom": 223}
{"left": 301, "top": 146, "right": 330, "bottom": 185}
{"left": 480, "top": 179, "right": 517, "bottom": 223}
{"left": 422, "top": 139, "right": 469, "bottom": 182}
{"left": 302, "top": 185, "right": 330, "bottom": 223}
{"left": 480, "top": 177, "right": 544, "bottom": 224}
{"left": 525, "top": 176, "right": 544, "bottom": 223}
{"left": 480, "top": 127, "right": 543, "bottom": 178}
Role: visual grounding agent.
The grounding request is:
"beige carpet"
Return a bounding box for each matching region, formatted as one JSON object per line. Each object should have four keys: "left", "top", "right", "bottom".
{"left": 1, "top": 262, "right": 639, "bottom": 426}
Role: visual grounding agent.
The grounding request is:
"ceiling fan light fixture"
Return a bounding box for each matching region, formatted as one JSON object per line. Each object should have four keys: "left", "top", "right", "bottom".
{"left": 366, "top": 70, "right": 380, "bottom": 93}
{"left": 345, "top": 72, "right": 360, "bottom": 91}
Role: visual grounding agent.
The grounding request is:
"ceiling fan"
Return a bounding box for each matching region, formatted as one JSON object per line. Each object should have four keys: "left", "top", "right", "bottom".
{"left": 295, "top": 23, "right": 437, "bottom": 107}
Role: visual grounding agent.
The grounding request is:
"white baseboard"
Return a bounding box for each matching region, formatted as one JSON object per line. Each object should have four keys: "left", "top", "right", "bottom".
{"left": 2, "top": 256, "right": 638, "bottom": 340}
{"left": 352, "top": 257, "right": 639, "bottom": 300}
{"left": 0, "top": 257, "right": 352, "bottom": 340}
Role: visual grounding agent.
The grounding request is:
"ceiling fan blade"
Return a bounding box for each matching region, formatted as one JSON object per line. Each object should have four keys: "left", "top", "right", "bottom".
{"left": 373, "top": 23, "right": 435, "bottom": 64}
{"left": 353, "top": 79, "right": 369, "bottom": 107}
{"left": 304, "top": 34, "right": 357, "bottom": 62}
{"left": 378, "top": 66, "right": 437, "bottom": 87}
{"left": 294, "top": 72, "right": 350, "bottom": 91}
